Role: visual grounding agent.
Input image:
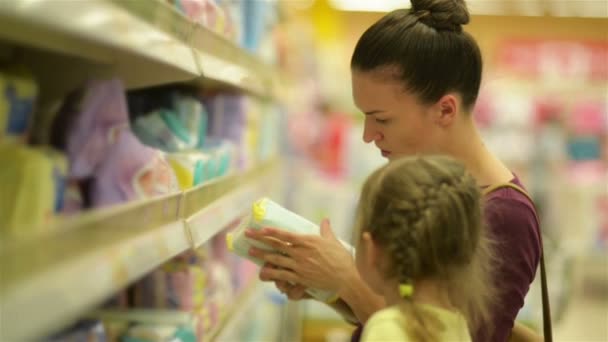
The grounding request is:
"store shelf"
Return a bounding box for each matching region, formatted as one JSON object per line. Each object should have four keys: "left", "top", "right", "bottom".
{"left": 183, "top": 162, "right": 279, "bottom": 247}
{"left": 190, "top": 26, "right": 278, "bottom": 99}
{"left": 0, "top": 161, "right": 282, "bottom": 341}
{"left": 0, "top": 0, "right": 198, "bottom": 88}
{"left": 205, "top": 281, "right": 262, "bottom": 342}
{"left": 0, "top": 0, "right": 280, "bottom": 96}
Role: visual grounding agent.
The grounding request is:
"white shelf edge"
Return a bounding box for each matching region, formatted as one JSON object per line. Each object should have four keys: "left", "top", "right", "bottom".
{"left": 0, "top": 0, "right": 199, "bottom": 88}
{"left": 185, "top": 182, "right": 257, "bottom": 248}
{"left": 0, "top": 0, "right": 281, "bottom": 97}
{"left": 185, "top": 162, "right": 281, "bottom": 247}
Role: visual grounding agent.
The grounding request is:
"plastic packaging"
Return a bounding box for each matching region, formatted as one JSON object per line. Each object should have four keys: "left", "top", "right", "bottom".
{"left": 130, "top": 90, "right": 207, "bottom": 153}
{"left": 50, "top": 78, "right": 178, "bottom": 209}
{"left": 0, "top": 144, "right": 67, "bottom": 237}
{"left": 227, "top": 198, "right": 355, "bottom": 303}
{"left": 166, "top": 152, "right": 211, "bottom": 190}
{"left": 96, "top": 310, "right": 197, "bottom": 342}
{"left": 92, "top": 130, "right": 178, "bottom": 207}
{"left": 0, "top": 65, "right": 37, "bottom": 143}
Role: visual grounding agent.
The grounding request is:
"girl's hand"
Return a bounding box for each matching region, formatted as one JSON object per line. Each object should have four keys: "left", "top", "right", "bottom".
{"left": 246, "top": 219, "right": 357, "bottom": 294}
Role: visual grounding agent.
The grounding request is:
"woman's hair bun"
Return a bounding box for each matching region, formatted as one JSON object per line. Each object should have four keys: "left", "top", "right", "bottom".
{"left": 410, "top": 0, "right": 470, "bottom": 31}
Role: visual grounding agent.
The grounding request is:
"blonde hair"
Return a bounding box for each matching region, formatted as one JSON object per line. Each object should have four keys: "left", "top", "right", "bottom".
{"left": 355, "top": 155, "right": 496, "bottom": 341}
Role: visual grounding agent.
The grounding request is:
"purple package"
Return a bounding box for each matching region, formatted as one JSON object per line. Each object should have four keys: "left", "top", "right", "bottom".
{"left": 63, "top": 78, "right": 130, "bottom": 179}
{"left": 204, "top": 95, "right": 245, "bottom": 141}
{"left": 91, "top": 129, "right": 178, "bottom": 207}
{"left": 203, "top": 95, "right": 246, "bottom": 168}
{"left": 133, "top": 248, "right": 209, "bottom": 310}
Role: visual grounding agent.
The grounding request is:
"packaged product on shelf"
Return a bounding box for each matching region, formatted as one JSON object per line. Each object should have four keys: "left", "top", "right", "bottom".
{"left": 202, "top": 138, "right": 236, "bottom": 178}
{"left": 202, "top": 94, "right": 247, "bottom": 169}
{"left": 166, "top": 152, "right": 211, "bottom": 190}
{"left": 241, "top": 0, "right": 272, "bottom": 52}
{"left": 214, "top": 284, "right": 286, "bottom": 342}
{"left": 92, "top": 130, "right": 178, "bottom": 206}
{"left": 130, "top": 89, "right": 207, "bottom": 153}
{"left": 133, "top": 249, "right": 208, "bottom": 309}
{"left": 0, "top": 65, "right": 37, "bottom": 143}
{"left": 205, "top": 258, "right": 234, "bottom": 330}
{"left": 257, "top": 105, "right": 281, "bottom": 162}
{"left": 49, "top": 78, "right": 180, "bottom": 209}
{"left": 200, "top": 0, "right": 228, "bottom": 36}
{"left": 51, "top": 78, "right": 129, "bottom": 179}
{"left": 47, "top": 319, "right": 106, "bottom": 342}
{"left": 176, "top": 0, "right": 205, "bottom": 22}
{"left": 95, "top": 310, "right": 197, "bottom": 342}
{"left": 0, "top": 144, "right": 67, "bottom": 237}
{"left": 243, "top": 98, "right": 261, "bottom": 168}
{"left": 132, "top": 248, "right": 209, "bottom": 338}
{"left": 218, "top": 0, "right": 242, "bottom": 43}
{"left": 227, "top": 197, "right": 355, "bottom": 303}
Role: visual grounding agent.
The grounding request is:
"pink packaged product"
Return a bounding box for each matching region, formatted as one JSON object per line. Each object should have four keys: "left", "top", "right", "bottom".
{"left": 133, "top": 249, "right": 208, "bottom": 309}
{"left": 60, "top": 78, "right": 130, "bottom": 179}
{"left": 179, "top": 0, "right": 206, "bottom": 22}
{"left": 132, "top": 248, "right": 209, "bottom": 338}
{"left": 51, "top": 78, "right": 178, "bottom": 209}
{"left": 91, "top": 129, "right": 178, "bottom": 207}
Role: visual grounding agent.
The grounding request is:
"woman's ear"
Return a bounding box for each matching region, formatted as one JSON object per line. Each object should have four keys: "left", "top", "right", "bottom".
{"left": 433, "top": 94, "right": 460, "bottom": 127}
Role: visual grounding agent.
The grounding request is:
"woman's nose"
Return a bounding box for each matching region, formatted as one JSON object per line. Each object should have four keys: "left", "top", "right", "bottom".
{"left": 363, "top": 123, "right": 383, "bottom": 143}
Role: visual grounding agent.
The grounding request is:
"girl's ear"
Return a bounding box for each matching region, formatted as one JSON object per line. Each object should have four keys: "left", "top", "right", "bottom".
{"left": 361, "top": 232, "right": 380, "bottom": 269}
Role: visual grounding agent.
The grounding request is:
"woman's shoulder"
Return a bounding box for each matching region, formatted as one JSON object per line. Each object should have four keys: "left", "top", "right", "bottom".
{"left": 482, "top": 175, "right": 542, "bottom": 266}
{"left": 484, "top": 175, "right": 532, "bottom": 202}
{"left": 483, "top": 175, "right": 539, "bottom": 226}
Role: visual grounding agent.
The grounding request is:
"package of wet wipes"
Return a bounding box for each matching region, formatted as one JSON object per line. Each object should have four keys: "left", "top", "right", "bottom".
{"left": 226, "top": 197, "right": 354, "bottom": 303}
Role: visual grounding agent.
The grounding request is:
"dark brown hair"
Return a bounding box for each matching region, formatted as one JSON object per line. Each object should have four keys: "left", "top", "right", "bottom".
{"left": 356, "top": 156, "right": 496, "bottom": 341}
{"left": 350, "top": 0, "right": 482, "bottom": 110}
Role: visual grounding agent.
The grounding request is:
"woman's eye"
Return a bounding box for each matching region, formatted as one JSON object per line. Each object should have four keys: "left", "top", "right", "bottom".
{"left": 375, "top": 118, "right": 390, "bottom": 124}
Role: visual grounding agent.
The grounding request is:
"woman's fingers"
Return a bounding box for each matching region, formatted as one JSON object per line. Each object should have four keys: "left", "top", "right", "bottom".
{"left": 286, "top": 284, "right": 308, "bottom": 300}
{"left": 246, "top": 227, "right": 310, "bottom": 247}
{"left": 259, "top": 264, "right": 299, "bottom": 283}
{"left": 275, "top": 280, "right": 290, "bottom": 292}
{"left": 250, "top": 247, "right": 297, "bottom": 270}
{"left": 275, "top": 280, "right": 309, "bottom": 300}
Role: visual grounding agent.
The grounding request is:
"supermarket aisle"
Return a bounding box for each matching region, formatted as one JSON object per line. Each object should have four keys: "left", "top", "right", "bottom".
{"left": 0, "top": 0, "right": 297, "bottom": 341}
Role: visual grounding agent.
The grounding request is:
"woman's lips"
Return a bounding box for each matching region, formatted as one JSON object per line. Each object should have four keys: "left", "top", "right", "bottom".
{"left": 381, "top": 150, "right": 391, "bottom": 157}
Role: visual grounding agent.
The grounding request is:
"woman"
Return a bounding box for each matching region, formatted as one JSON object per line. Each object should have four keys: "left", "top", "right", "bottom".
{"left": 246, "top": 0, "right": 542, "bottom": 341}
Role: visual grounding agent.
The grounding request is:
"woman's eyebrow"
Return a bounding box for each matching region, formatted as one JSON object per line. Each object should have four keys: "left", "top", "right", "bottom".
{"left": 364, "top": 110, "right": 385, "bottom": 115}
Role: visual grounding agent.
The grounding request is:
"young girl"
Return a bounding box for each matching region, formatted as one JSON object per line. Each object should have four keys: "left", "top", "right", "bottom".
{"left": 355, "top": 155, "right": 495, "bottom": 341}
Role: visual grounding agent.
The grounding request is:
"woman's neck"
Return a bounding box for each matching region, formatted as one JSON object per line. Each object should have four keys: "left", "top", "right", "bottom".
{"left": 382, "top": 278, "right": 455, "bottom": 311}
{"left": 441, "top": 117, "right": 513, "bottom": 187}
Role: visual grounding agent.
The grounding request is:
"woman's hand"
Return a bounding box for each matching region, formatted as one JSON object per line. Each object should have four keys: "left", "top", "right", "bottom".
{"left": 274, "top": 280, "right": 311, "bottom": 300}
{"left": 246, "top": 219, "right": 357, "bottom": 294}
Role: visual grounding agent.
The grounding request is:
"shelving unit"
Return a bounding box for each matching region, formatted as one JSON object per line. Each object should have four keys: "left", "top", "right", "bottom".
{"left": 0, "top": 160, "right": 282, "bottom": 341}
{"left": 0, "top": 0, "right": 280, "bottom": 96}
{"left": 0, "top": 0, "right": 289, "bottom": 340}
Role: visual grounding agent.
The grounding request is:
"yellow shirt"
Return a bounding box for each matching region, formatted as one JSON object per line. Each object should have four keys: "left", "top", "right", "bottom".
{"left": 361, "top": 304, "right": 471, "bottom": 342}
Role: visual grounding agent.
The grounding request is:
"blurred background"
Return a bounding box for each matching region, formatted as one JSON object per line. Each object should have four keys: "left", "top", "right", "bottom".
{"left": 0, "top": 0, "right": 606, "bottom": 341}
